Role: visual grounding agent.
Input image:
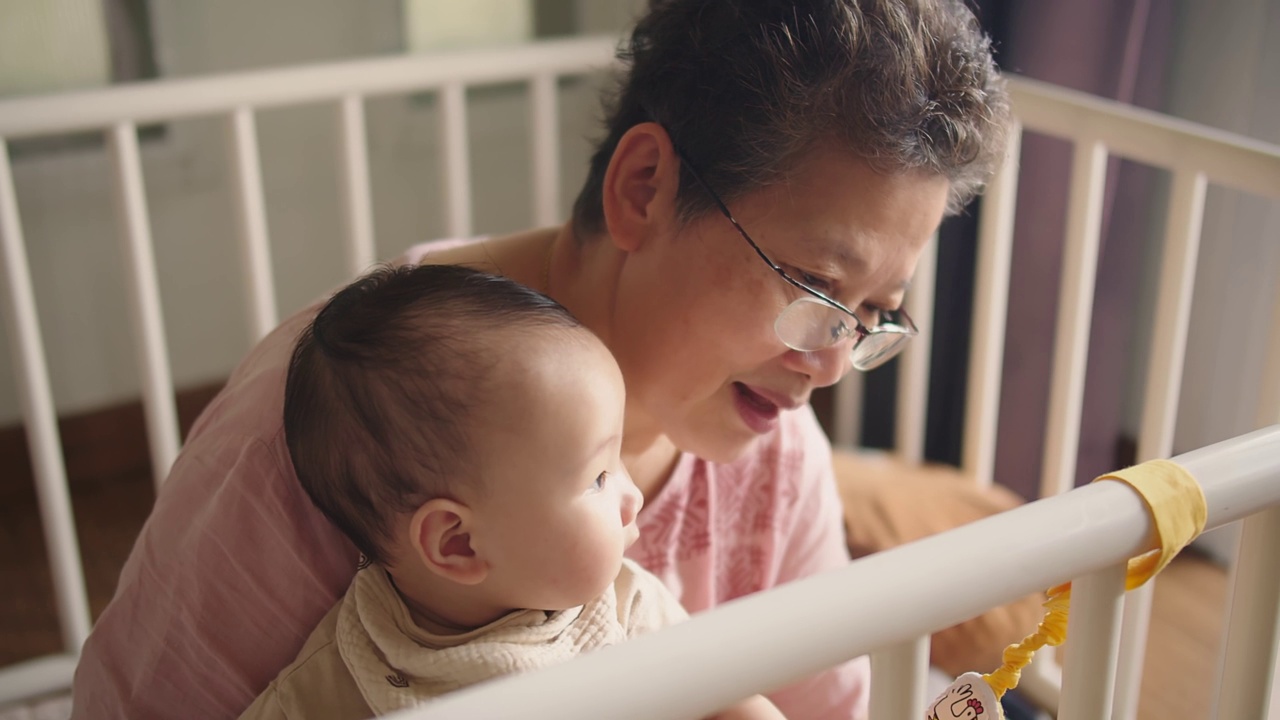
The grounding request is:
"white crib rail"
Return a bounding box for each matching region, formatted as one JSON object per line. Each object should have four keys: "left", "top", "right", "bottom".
{"left": 388, "top": 426, "right": 1280, "bottom": 720}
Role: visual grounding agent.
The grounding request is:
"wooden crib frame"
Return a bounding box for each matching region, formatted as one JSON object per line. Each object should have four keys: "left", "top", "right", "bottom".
{"left": 0, "top": 35, "right": 1277, "bottom": 718}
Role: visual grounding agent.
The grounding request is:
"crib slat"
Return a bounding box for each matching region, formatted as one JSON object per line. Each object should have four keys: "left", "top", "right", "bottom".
{"left": 530, "top": 73, "right": 560, "bottom": 228}
{"left": 338, "top": 94, "right": 376, "bottom": 276}
{"left": 895, "top": 234, "right": 936, "bottom": 464}
{"left": 1259, "top": 278, "right": 1280, "bottom": 427}
{"left": 831, "top": 371, "right": 863, "bottom": 449}
{"left": 1015, "top": 653, "right": 1064, "bottom": 712}
{"left": 869, "top": 636, "right": 929, "bottom": 719}
{"left": 1214, "top": 506, "right": 1280, "bottom": 720}
{"left": 1110, "top": 169, "right": 1209, "bottom": 720}
{"left": 1057, "top": 562, "right": 1128, "bottom": 720}
{"left": 0, "top": 142, "right": 92, "bottom": 656}
{"left": 1040, "top": 139, "right": 1108, "bottom": 499}
{"left": 227, "top": 107, "right": 278, "bottom": 340}
{"left": 963, "top": 121, "right": 1021, "bottom": 486}
{"left": 440, "top": 82, "right": 472, "bottom": 239}
{"left": 107, "top": 122, "right": 181, "bottom": 487}
{"left": 1137, "top": 170, "right": 1208, "bottom": 462}
{"left": 1111, "top": 585, "right": 1155, "bottom": 720}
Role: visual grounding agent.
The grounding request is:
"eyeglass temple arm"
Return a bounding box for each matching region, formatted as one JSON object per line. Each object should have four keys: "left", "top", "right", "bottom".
{"left": 675, "top": 150, "right": 867, "bottom": 323}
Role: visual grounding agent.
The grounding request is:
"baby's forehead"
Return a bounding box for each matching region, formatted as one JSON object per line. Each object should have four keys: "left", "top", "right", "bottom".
{"left": 484, "top": 323, "right": 616, "bottom": 380}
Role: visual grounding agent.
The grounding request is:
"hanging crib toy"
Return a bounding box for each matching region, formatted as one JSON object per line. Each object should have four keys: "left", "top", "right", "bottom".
{"left": 925, "top": 459, "right": 1207, "bottom": 720}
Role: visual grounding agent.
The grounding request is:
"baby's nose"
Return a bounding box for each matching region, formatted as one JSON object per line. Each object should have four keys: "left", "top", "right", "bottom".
{"left": 620, "top": 479, "right": 643, "bottom": 526}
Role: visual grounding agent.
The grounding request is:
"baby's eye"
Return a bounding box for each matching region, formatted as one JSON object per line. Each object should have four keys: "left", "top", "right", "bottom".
{"left": 592, "top": 471, "right": 609, "bottom": 491}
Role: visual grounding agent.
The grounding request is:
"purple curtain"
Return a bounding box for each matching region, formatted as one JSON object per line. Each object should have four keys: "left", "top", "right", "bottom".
{"left": 980, "top": 0, "right": 1175, "bottom": 497}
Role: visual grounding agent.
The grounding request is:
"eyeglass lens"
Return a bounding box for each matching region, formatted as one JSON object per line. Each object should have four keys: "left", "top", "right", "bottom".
{"left": 775, "top": 298, "right": 911, "bottom": 371}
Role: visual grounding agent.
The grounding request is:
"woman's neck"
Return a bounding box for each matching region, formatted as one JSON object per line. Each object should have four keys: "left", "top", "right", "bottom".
{"left": 549, "top": 225, "right": 683, "bottom": 504}
{"left": 623, "top": 430, "right": 682, "bottom": 505}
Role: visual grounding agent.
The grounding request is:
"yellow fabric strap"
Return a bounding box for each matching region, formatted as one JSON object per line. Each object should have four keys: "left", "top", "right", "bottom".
{"left": 1093, "top": 459, "right": 1208, "bottom": 589}
{"left": 982, "top": 459, "right": 1206, "bottom": 698}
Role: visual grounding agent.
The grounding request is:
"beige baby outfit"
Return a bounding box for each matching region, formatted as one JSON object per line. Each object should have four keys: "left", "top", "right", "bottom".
{"left": 238, "top": 558, "right": 688, "bottom": 719}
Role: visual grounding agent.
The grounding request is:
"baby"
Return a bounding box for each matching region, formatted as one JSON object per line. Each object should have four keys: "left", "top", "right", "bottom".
{"left": 239, "top": 263, "right": 783, "bottom": 719}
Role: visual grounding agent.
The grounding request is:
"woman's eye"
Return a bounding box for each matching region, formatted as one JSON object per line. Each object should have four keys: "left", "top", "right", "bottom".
{"left": 794, "top": 268, "right": 833, "bottom": 291}
{"left": 860, "top": 305, "right": 884, "bottom": 327}
{"left": 592, "top": 471, "right": 609, "bottom": 491}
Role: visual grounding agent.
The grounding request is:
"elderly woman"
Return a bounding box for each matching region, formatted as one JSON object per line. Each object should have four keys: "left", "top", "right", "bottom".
{"left": 72, "top": 1, "right": 1009, "bottom": 718}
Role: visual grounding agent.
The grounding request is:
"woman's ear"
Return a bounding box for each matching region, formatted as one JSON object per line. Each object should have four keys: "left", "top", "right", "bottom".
{"left": 408, "top": 499, "right": 488, "bottom": 585}
{"left": 601, "top": 122, "right": 682, "bottom": 253}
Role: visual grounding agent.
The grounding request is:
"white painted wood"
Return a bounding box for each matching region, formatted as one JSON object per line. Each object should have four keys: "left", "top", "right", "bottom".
{"left": 1040, "top": 139, "right": 1108, "bottom": 499}
{"left": 0, "top": 145, "right": 91, "bottom": 656}
{"left": 1214, "top": 506, "right": 1280, "bottom": 720}
{"left": 1016, "top": 656, "right": 1064, "bottom": 712}
{"left": 337, "top": 94, "right": 376, "bottom": 276}
{"left": 1111, "top": 170, "right": 1209, "bottom": 720}
{"left": 895, "top": 234, "right": 936, "bottom": 464}
{"left": 392, "top": 426, "right": 1280, "bottom": 720}
{"left": 1259, "top": 276, "right": 1280, "bottom": 428}
{"left": 1138, "top": 171, "right": 1209, "bottom": 462}
{"left": 832, "top": 371, "right": 863, "bottom": 449}
{"left": 106, "top": 123, "right": 181, "bottom": 488}
{"left": 0, "top": 37, "right": 619, "bottom": 140}
{"left": 226, "top": 108, "right": 278, "bottom": 341}
{"left": 869, "top": 636, "right": 930, "bottom": 719}
{"left": 1008, "top": 77, "right": 1280, "bottom": 199}
{"left": 440, "top": 82, "right": 472, "bottom": 239}
{"left": 529, "top": 72, "right": 560, "bottom": 228}
{"left": 963, "top": 122, "right": 1021, "bottom": 487}
{"left": 0, "top": 654, "right": 78, "bottom": 707}
{"left": 1058, "top": 563, "right": 1127, "bottom": 720}
{"left": 1112, "top": 583, "right": 1155, "bottom": 720}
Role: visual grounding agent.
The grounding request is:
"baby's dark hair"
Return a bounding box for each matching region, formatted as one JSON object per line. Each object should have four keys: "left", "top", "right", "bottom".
{"left": 284, "top": 263, "right": 582, "bottom": 565}
{"left": 572, "top": 0, "right": 1010, "bottom": 231}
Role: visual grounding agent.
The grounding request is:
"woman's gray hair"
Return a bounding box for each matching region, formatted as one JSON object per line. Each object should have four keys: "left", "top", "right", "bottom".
{"left": 572, "top": 0, "right": 1011, "bottom": 229}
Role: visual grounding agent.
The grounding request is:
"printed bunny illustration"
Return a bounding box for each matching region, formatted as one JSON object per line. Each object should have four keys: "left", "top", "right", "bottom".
{"left": 927, "top": 681, "right": 987, "bottom": 719}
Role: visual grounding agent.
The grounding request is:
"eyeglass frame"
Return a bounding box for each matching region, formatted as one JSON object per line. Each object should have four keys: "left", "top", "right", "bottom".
{"left": 674, "top": 149, "right": 919, "bottom": 362}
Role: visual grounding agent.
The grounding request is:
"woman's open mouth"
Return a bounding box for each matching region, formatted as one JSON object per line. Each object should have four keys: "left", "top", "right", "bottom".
{"left": 732, "top": 382, "right": 781, "bottom": 434}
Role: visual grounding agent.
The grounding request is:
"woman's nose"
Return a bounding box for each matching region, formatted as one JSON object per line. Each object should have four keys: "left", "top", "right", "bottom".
{"left": 781, "top": 340, "right": 852, "bottom": 388}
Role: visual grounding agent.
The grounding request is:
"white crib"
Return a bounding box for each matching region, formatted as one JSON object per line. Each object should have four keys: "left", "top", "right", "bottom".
{"left": 0, "top": 35, "right": 1277, "bottom": 719}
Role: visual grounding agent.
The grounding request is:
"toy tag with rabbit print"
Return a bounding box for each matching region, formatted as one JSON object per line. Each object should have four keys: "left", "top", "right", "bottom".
{"left": 926, "top": 673, "right": 1001, "bottom": 720}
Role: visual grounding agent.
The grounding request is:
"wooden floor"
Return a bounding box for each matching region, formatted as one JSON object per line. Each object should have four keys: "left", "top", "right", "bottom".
{"left": 0, "top": 471, "right": 1232, "bottom": 718}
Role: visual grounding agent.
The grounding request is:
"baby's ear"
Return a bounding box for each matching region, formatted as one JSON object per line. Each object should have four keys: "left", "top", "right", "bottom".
{"left": 409, "top": 499, "right": 488, "bottom": 585}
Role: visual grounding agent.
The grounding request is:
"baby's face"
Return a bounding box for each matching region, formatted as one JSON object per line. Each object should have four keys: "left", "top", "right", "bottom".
{"left": 467, "top": 327, "right": 641, "bottom": 611}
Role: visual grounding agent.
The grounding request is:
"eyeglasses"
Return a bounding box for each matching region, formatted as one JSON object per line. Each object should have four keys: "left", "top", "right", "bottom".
{"left": 678, "top": 152, "right": 918, "bottom": 371}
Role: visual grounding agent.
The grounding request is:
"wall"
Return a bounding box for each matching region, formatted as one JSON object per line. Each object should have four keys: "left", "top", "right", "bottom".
{"left": 0, "top": 0, "right": 615, "bottom": 424}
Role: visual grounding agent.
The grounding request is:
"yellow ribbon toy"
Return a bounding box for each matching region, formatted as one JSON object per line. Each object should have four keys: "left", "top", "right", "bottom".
{"left": 925, "top": 459, "right": 1207, "bottom": 720}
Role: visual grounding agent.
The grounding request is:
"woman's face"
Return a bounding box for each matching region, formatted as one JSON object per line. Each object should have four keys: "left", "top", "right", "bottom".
{"left": 609, "top": 147, "right": 950, "bottom": 463}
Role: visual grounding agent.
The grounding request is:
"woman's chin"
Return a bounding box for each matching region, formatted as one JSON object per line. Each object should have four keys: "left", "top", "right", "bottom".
{"left": 670, "top": 423, "right": 764, "bottom": 466}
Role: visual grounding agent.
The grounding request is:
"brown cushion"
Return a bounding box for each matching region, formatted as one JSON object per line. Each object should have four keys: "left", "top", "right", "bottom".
{"left": 832, "top": 450, "right": 1046, "bottom": 677}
